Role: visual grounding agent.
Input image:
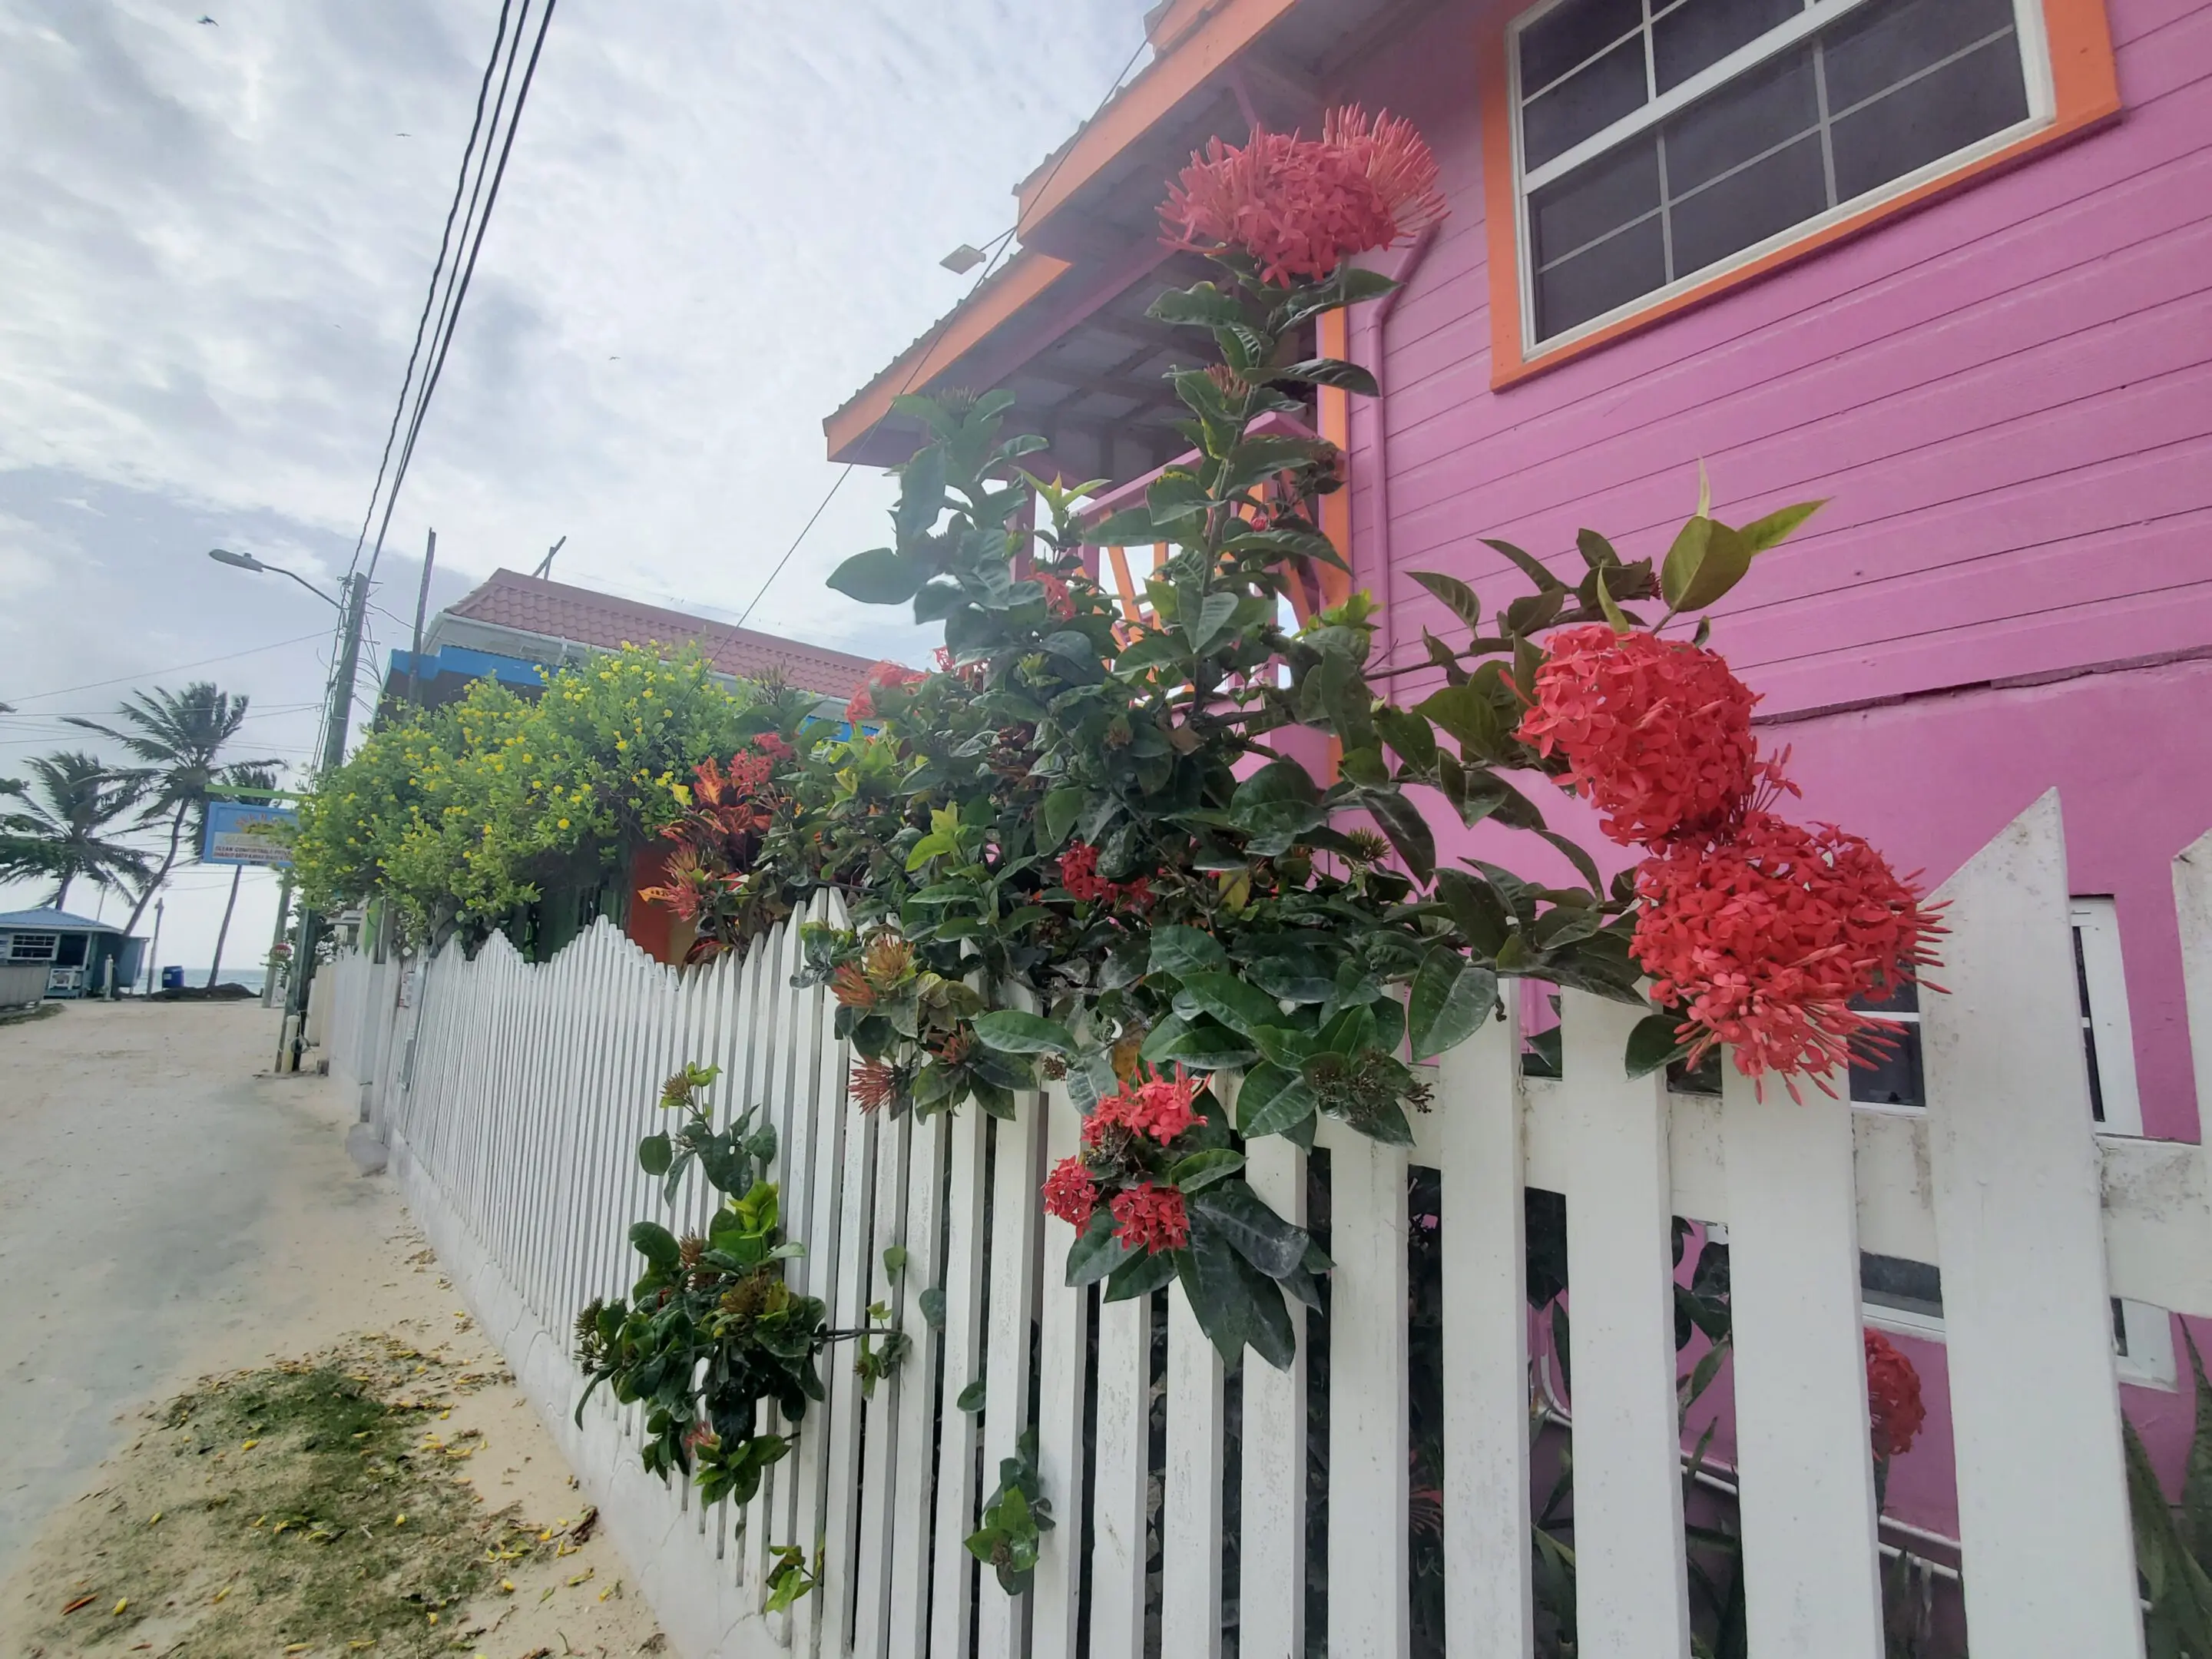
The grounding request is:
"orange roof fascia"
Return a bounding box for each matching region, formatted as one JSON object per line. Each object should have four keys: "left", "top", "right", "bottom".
{"left": 1016, "top": 0, "right": 1305, "bottom": 240}
{"left": 824, "top": 250, "right": 1073, "bottom": 459}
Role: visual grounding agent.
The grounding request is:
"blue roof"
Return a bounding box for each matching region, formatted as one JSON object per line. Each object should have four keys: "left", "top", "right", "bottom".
{"left": 0, "top": 907, "right": 127, "bottom": 933}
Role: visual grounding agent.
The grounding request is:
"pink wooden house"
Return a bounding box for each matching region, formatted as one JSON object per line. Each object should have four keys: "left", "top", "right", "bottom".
{"left": 827, "top": 0, "right": 2212, "bottom": 1624}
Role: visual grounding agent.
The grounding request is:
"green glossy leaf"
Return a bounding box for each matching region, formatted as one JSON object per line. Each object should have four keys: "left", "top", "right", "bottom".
{"left": 1408, "top": 952, "right": 1498, "bottom": 1059}
{"left": 1191, "top": 1181, "right": 1309, "bottom": 1277}
{"left": 1103, "top": 1247, "right": 1179, "bottom": 1303}
{"left": 1575, "top": 528, "right": 1619, "bottom": 568}
{"left": 893, "top": 446, "right": 947, "bottom": 547}
{"left": 1267, "top": 357, "right": 1379, "bottom": 396}
{"left": 1084, "top": 507, "right": 1160, "bottom": 546}
{"left": 1189, "top": 591, "right": 1240, "bottom": 652}
{"left": 1415, "top": 684, "right": 1506, "bottom": 758}
{"left": 827, "top": 548, "right": 923, "bottom": 606}
{"left": 1737, "top": 498, "right": 1826, "bottom": 555}
{"left": 1624, "top": 1012, "right": 1689, "bottom": 1079}
{"left": 1167, "top": 1147, "right": 1246, "bottom": 1194}
{"left": 1234, "top": 1061, "right": 1318, "bottom": 1137}
{"left": 1147, "top": 282, "right": 1251, "bottom": 329}
{"left": 919, "top": 1286, "right": 946, "bottom": 1329}
{"left": 1359, "top": 789, "right": 1436, "bottom": 886}
{"left": 1594, "top": 565, "right": 1631, "bottom": 634}
{"left": 1065, "top": 1205, "right": 1133, "bottom": 1286}
{"left": 1149, "top": 924, "right": 1227, "bottom": 978}
{"left": 971, "top": 1009, "right": 1078, "bottom": 1055}
{"left": 1040, "top": 787, "right": 1084, "bottom": 853}
{"left": 1177, "top": 969, "right": 1291, "bottom": 1038}
{"left": 628, "top": 1221, "right": 680, "bottom": 1270}
{"left": 1374, "top": 705, "right": 1437, "bottom": 772}
{"left": 957, "top": 1379, "right": 987, "bottom": 1412}
{"left": 637, "top": 1132, "right": 673, "bottom": 1177}
{"left": 1482, "top": 537, "right": 1568, "bottom": 594}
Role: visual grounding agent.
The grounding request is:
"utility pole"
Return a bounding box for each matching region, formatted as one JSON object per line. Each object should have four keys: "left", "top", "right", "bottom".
{"left": 403, "top": 528, "right": 438, "bottom": 707}
{"left": 263, "top": 868, "right": 293, "bottom": 1008}
{"left": 144, "top": 896, "right": 164, "bottom": 995}
{"left": 280, "top": 571, "right": 370, "bottom": 1071}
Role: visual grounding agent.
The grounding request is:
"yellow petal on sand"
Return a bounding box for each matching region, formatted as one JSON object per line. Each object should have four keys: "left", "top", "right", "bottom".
{"left": 567, "top": 1567, "right": 594, "bottom": 1587}
{"left": 112, "top": 1599, "right": 127, "bottom": 1614}
{"left": 240, "top": 1439, "right": 258, "bottom": 1451}
{"left": 499, "top": 1579, "right": 515, "bottom": 1594}
{"left": 147, "top": 1512, "right": 161, "bottom": 1525}
{"left": 394, "top": 1513, "right": 406, "bottom": 1526}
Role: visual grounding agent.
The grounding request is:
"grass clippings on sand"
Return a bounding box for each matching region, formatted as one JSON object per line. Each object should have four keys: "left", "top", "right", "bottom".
{"left": 16, "top": 1333, "right": 638, "bottom": 1657}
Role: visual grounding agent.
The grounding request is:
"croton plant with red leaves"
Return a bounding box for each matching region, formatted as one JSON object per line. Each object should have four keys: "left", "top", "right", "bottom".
{"left": 623, "top": 108, "right": 1937, "bottom": 1366}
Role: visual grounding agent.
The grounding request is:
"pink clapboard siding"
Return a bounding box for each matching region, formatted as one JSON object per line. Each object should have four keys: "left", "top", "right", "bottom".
{"left": 1328, "top": 0, "right": 2212, "bottom": 717}
{"left": 1318, "top": 0, "right": 2212, "bottom": 1158}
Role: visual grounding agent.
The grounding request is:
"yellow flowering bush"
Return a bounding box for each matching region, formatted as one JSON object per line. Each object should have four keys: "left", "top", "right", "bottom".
{"left": 294, "top": 645, "right": 767, "bottom": 945}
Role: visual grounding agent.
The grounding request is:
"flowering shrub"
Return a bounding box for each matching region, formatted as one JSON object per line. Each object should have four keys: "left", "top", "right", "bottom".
{"left": 294, "top": 644, "right": 771, "bottom": 946}
{"left": 607, "top": 106, "right": 1929, "bottom": 1365}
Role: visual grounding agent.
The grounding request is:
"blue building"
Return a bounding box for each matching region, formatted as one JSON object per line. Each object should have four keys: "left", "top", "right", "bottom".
{"left": 0, "top": 907, "right": 144, "bottom": 999}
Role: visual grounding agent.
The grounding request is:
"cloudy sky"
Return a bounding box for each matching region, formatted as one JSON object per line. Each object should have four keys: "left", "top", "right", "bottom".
{"left": 0, "top": 0, "right": 1153, "bottom": 975}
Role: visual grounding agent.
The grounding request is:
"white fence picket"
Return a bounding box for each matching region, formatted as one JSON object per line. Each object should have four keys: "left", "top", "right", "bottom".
{"left": 929, "top": 1104, "right": 991, "bottom": 1659}
{"left": 1030, "top": 1088, "right": 1090, "bottom": 1659}
{"left": 1238, "top": 1134, "right": 1307, "bottom": 1659}
{"left": 1439, "top": 1007, "right": 1532, "bottom": 1659}
{"left": 1087, "top": 1289, "right": 1150, "bottom": 1659}
{"left": 1722, "top": 1075, "right": 1885, "bottom": 1654}
{"left": 979, "top": 1098, "right": 1044, "bottom": 1659}
{"left": 1161, "top": 1293, "right": 1224, "bottom": 1659}
{"left": 1555, "top": 990, "right": 1693, "bottom": 1659}
{"left": 1920, "top": 792, "right": 2146, "bottom": 1657}
{"left": 886, "top": 1108, "right": 947, "bottom": 1657}
{"left": 1320, "top": 1122, "right": 1409, "bottom": 1659}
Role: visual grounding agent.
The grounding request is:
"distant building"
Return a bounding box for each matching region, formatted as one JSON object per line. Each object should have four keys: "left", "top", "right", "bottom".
{"left": 378, "top": 568, "right": 880, "bottom": 712}
{"left": 0, "top": 907, "right": 143, "bottom": 1000}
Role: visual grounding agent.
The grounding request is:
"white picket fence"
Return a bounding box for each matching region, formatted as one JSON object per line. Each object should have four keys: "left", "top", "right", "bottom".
{"left": 318, "top": 791, "right": 2212, "bottom": 1659}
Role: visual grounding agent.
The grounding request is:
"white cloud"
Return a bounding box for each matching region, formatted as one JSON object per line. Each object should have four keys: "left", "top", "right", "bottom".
{"left": 0, "top": 0, "right": 1155, "bottom": 968}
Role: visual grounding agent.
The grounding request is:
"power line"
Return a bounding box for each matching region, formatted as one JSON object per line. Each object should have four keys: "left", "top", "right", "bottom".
{"left": 363, "top": 0, "right": 559, "bottom": 589}
{"left": 0, "top": 632, "right": 330, "bottom": 707}
{"left": 344, "top": 0, "right": 518, "bottom": 585}
{"left": 733, "top": 30, "right": 1153, "bottom": 628}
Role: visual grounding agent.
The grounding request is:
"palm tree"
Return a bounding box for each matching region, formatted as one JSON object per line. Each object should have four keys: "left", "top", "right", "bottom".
{"left": 202, "top": 763, "right": 283, "bottom": 988}
{"left": 0, "top": 751, "right": 151, "bottom": 909}
{"left": 67, "top": 682, "right": 276, "bottom": 938}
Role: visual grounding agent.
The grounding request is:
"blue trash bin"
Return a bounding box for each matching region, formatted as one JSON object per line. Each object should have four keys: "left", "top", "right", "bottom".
{"left": 160, "top": 965, "right": 185, "bottom": 990}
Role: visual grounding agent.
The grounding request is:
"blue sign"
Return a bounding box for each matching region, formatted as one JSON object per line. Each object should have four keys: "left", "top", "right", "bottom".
{"left": 203, "top": 800, "right": 298, "bottom": 867}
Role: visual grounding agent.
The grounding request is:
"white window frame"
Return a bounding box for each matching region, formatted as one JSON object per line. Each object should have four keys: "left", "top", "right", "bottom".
{"left": 7, "top": 932, "right": 59, "bottom": 962}
{"left": 1505, "top": 0, "right": 2061, "bottom": 359}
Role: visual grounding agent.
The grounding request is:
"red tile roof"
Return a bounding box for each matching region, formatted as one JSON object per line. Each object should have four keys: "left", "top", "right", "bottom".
{"left": 446, "top": 569, "right": 882, "bottom": 698}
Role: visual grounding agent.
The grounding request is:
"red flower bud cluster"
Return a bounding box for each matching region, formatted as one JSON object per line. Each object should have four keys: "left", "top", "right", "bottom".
{"left": 1865, "top": 1329, "right": 1926, "bottom": 1459}
{"left": 1109, "top": 1181, "right": 1190, "bottom": 1255}
{"left": 845, "top": 660, "right": 927, "bottom": 724}
{"left": 1059, "top": 842, "right": 1155, "bottom": 912}
{"left": 1161, "top": 106, "right": 1446, "bottom": 286}
{"left": 1083, "top": 1065, "right": 1203, "bottom": 1147}
{"left": 753, "top": 731, "right": 795, "bottom": 763}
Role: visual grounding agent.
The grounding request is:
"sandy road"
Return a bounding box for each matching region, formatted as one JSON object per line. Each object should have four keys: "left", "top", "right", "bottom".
{"left": 0, "top": 999, "right": 661, "bottom": 1656}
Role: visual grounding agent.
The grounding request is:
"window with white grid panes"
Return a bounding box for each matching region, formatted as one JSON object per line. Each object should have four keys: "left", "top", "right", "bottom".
{"left": 6, "top": 932, "right": 59, "bottom": 962}
{"left": 1508, "top": 0, "right": 2053, "bottom": 349}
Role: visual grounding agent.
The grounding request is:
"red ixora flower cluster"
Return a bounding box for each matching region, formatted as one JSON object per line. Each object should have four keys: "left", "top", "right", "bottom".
{"left": 1161, "top": 105, "right": 1447, "bottom": 285}
{"left": 1518, "top": 625, "right": 1777, "bottom": 848}
{"left": 1633, "top": 812, "right": 1946, "bottom": 1088}
{"left": 1865, "top": 1329, "right": 1926, "bottom": 1459}
{"left": 845, "top": 660, "right": 927, "bottom": 724}
{"left": 1110, "top": 1182, "right": 1190, "bottom": 1255}
{"left": 1059, "top": 842, "right": 1154, "bottom": 911}
{"left": 1520, "top": 626, "right": 1944, "bottom": 1088}
{"left": 1083, "top": 1065, "right": 1203, "bottom": 1147}
{"left": 1041, "top": 1157, "right": 1099, "bottom": 1227}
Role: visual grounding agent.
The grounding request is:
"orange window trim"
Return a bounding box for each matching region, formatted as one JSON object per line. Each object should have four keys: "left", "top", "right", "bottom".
{"left": 1479, "top": 0, "right": 2121, "bottom": 391}
{"left": 1316, "top": 307, "right": 1354, "bottom": 608}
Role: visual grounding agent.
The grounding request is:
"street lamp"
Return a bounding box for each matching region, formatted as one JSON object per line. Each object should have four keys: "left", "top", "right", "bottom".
{"left": 207, "top": 545, "right": 372, "bottom": 1069}
{"left": 207, "top": 547, "right": 342, "bottom": 610}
